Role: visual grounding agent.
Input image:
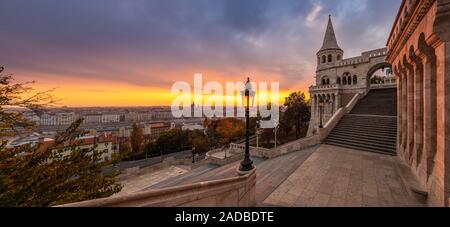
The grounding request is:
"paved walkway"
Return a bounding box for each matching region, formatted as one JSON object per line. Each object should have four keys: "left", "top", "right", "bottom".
{"left": 115, "top": 166, "right": 188, "bottom": 196}
{"left": 263, "top": 144, "right": 424, "bottom": 207}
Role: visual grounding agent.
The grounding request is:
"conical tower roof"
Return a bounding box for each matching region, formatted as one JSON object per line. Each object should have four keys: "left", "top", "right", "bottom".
{"left": 319, "top": 15, "right": 342, "bottom": 52}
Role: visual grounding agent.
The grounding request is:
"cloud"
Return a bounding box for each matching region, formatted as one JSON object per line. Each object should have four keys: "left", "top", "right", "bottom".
{"left": 306, "top": 1, "right": 324, "bottom": 23}
{"left": 0, "top": 0, "right": 402, "bottom": 105}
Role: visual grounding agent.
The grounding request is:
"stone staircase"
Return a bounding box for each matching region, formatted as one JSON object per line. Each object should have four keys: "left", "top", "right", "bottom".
{"left": 324, "top": 88, "right": 398, "bottom": 155}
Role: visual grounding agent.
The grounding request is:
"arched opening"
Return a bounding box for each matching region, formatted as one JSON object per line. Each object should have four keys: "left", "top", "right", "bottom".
{"left": 343, "top": 77, "right": 347, "bottom": 85}
{"left": 347, "top": 76, "right": 352, "bottom": 85}
{"left": 367, "top": 62, "right": 394, "bottom": 88}
{"left": 337, "top": 77, "right": 341, "bottom": 84}
{"left": 322, "top": 56, "right": 326, "bottom": 63}
{"left": 321, "top": 76, "right": 330, "bottom": 85}
{"left": 328, "top": 54, "right": 332, "bottom": 63}
{"left": 353, "top": 75, "right": 358, "bottom": 85}
{"left": 337, "top": 55, "right": 341, "bottom": 61}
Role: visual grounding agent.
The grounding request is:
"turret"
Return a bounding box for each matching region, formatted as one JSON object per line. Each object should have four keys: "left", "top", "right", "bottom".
{"left": 317, "top": 15, "right": 343, "bottom": 70}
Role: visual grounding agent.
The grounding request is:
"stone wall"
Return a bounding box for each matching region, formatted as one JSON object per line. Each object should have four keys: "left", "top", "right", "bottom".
{"left": 387, "top": 0, "right": 450, "bottom": 207}
{"left": 59, "top": 169, "right": 256, "bottom": 207}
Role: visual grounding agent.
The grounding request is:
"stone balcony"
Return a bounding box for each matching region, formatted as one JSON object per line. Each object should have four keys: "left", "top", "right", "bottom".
{"left": 309, "top": 84, "right": 342, "bottom": 92}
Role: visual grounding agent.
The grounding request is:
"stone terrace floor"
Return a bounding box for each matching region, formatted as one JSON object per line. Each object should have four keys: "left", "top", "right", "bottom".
{"left": 263, "top": 144, "right": 425, "bottom": 207}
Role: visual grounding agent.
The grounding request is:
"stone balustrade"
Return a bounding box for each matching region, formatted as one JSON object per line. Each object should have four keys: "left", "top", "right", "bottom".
{"left": 318, "top": 93, "right": 361, "bottom": 142}
{"left": 206, "top": 144, "right": 271, "bottom": 166}
{"left": 58, "top": 169, "right": 256, "bottom": 207}
{"left": 310, "top": 84, "right": 342, "bottom": 91}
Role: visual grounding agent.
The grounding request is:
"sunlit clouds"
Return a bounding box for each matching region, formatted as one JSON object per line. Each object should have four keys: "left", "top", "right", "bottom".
{"left": 0, "top": 0, "right": 401, "bottom": 107}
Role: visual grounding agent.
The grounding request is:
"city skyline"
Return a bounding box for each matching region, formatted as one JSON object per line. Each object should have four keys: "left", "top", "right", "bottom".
{"left": 0, "top": 0, "right": 401, "bottom": 107}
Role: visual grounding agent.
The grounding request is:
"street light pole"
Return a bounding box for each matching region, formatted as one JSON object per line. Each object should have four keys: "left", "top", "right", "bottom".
{"left": 256, "top": 121, "right": 260, "bottom": 148}
{"left": 274, "top": 120, "right": 279, "bottom": 148}
{"left": 319, "top": 100, "right": 324, "bottom": 128}
{"left": 239, "top": 77, "right": 254, "bottom": 173}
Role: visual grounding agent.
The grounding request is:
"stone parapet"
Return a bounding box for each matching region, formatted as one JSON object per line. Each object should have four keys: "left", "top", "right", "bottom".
{"left": 58, "top": 169, "right": 256, "bottom": 207}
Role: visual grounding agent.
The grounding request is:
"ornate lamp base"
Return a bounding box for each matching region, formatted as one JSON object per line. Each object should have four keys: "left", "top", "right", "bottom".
{"left": 237, "top": 164, "right": 255, "bottom": 176}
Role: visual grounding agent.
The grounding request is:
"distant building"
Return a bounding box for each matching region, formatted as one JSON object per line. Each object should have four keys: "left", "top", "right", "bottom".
{"left": 41, "top": 134, "right": 118, "bottom": 162}
{"left": 7, "top": 133, "right": 119, "bottom": 162}
{"left": 22, "top": 111, "right": 40, "bottom": 124}
{"left": 83, "top": 114, "right": 102, "bottom": 124}
{"left": 39, "top": 112, "right": 78, "bottom": 126}
{"left": 181, "top": 123, "right": 204, "bottom": 131}
{"left": 101, "top": 114, "right": 120, "bottom": 123}
{"left": 118, "top": 124, "right": 152, "bottom": 138}
{"left": 152, "top": 110, "right": 173, "bottom": 120}
{"left": 149, "top": 123, "right": 171, "bottom": 139}
{"left": 40, "top": 113, "right": 58, "bottom": 126}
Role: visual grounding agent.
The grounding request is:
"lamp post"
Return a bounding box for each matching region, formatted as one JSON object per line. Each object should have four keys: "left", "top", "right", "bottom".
{"left": 319, "top": 99, "right": 324, "bottom": 128}
{"left": 192, "top": 146, "right": 196, "bottom": 164}
{"left": 239, "top": 77, "right": 255, "bottom": 173}
{"left": 274, "top": 120, "right": 279, "bottom": 148}
{"left": 256, "top": 120, "right": 260, "bottom": 148}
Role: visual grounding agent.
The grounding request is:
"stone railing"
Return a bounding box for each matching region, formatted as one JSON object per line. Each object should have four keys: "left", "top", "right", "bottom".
{"left": 58, "top": 169, "right": 256, "bottom": 207}
{"left": 338, "top": 56, "right": 370, "bottom": 66}
{"left": 318, "top": 93, "right": 361, "bottom": 142}
{"left": 362, "top": 48, "right": 388, "bottom": 58}
{"left": 206, "top": 147, "right": 244, "bottom": 166}
{"left": 370, "top": 78, "right": 397, "bottom": 90}
{"left": 262, "top": 135, "right": 320, "bottom": 159}
{"left": 206, "top": 144, "right": 271, "bottom": 166}
{"left": 310, "top": 84, "right": 342, "bottom": 92}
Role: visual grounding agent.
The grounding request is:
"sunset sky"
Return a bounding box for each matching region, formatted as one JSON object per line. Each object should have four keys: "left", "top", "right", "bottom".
{"left": 0, "top": 0, "right": 401, "bottom": 107}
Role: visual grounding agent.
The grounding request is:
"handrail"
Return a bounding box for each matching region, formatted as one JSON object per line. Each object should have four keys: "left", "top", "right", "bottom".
{"left": 58, "top": 169, "right": 256, "bottom": 207}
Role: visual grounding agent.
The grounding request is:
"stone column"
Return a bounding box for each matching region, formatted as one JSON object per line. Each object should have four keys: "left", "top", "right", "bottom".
{"left": 404, "top": 57, "right": 415, "bottom": 163}
{"left": 334, "top": 93, "right": 339, "bottom": 111}
{"left": 410, "top": 49, "right": 424, "bottom": 172}
{"left": 396, "top": 67, "right": 403, "bottom": 153}
{"left": 399, "top": 65, "right": 408, "bottom": 154}
{"left": 418, "top": 37, "right": 437, "bottom": 179}
{"left": 307, "top": 94, "right": 317, "bottom": 136}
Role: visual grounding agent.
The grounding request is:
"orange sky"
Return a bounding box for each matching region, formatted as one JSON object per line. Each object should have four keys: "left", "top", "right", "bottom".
{"left": 22, "top": 72, "right": 312, "bottom": 107}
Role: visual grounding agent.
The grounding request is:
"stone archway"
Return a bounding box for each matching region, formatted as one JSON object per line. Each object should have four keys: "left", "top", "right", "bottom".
{"left": 366, "top": 62, "right": 393, "bottom": 89}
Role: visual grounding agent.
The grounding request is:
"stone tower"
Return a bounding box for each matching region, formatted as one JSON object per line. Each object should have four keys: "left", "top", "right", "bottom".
{"left": 317, "top": 15, "right": 344, "bottom": 72}
{"left": 307, "top": 15, "right": 391, "bottom": 137}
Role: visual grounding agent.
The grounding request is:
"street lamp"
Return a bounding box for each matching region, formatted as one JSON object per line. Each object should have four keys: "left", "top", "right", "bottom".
{"left": 256, "top": 120, "right": 261, "bottom": 148}
{"left": 239, "top": 77, "right": 255, "bottom": 173}
{"left": 274, "top": 120, "right": 279, "bottom": 148}
{"left": 319, "top": 99, "right": 324, "bottom": 128}
{"left": 192, "top": 146, "right": 196, "bottom": 164}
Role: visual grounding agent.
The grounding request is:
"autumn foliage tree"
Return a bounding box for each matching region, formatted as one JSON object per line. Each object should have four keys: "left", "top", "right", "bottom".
{"left": 283, "top": 92, "right": 311, "bottom": 139}
{"left": 214, "top": 118, "right": 245, "bottom": 147}
{"left": 130, "top": 123, "right": 144, "bottom": 155}
{"left": 0, "top": 67, "right": 121, "bottom": 206}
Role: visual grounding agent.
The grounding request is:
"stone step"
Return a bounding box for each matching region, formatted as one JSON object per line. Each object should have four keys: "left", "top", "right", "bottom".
{"left": 332, "top": 129, "right": 397, "bottom": 140}
{"left": 333, "top": 126, "right": 397, "bottom": 135}
{"left": 342, "top": 116, "right": 397, "bottom": 121}
{"left": 324, "top": 141, "right": 396, "bottom": 156}
{"left": 341, "top": 118, "right": 397, "bottom": 123}
{"left": 325, "top": 136, "right": 396, "bottom": 150}
{"left": 335, "top": 122, "right": 397, "bottom": 129}
{"left": 327, "top": 133, "right": 397, "bottom": 145}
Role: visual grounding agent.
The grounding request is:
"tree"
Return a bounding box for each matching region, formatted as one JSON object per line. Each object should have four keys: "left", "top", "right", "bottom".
{"left": 130, "top": 123, "right": 144, "bottom": 156}
{"left": 113, "top": 140, "right": 132, "bottom": 164}
{"left": 188, "top": 130, "right": 210, "bottom": 154}
{"left": 0, "top": 67, "right": 55, "bottom": 137}
{"left": 0, "top": 67, "right": 121, "bottom": 206}
{"left": 283, "top": 92, "right": 311, "bottom": 139}
{"left": 261, "top": 128, "right": 273, "bottom": 147}
{"left": 214, "top": 118, "right": 245, "bottom": 147}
